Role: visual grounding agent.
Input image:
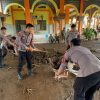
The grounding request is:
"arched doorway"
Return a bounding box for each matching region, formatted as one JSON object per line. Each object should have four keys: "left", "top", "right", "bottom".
{"left": 31, "top": 0, "right": 58, "bottom": 14}
{"left": 4, "top": 3, "right": 25, "bottom": 35}
{"left": 92, "top": 10, "right": 100, "bottom": 30}
{"left": 83, "top": 4, "right": 100, "bottom": 28}
{"left": 64, "top": 4, "right": 79, "bottom": 30}
{"left": 31, "top": 1, "right": 56, "bottom": 43}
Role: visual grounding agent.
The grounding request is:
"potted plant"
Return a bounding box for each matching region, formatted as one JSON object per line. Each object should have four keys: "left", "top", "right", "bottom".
{"left": 83, "top": 28, "right": 96, "bottom": 40}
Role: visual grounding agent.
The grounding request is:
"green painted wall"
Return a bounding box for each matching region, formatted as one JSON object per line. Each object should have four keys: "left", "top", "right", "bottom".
{"left": 4, "top": 7, "right": 54, "bottom": 42}
{"left": 5, "top": 10, "right": 25, "bottom": 35}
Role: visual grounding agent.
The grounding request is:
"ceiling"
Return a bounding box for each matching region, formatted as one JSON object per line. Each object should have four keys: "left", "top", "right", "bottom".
{"left": 1, "top": 0, "right": 100, "bottom": 15}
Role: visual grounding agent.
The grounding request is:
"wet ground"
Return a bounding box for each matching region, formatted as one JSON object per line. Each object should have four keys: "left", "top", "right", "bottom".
{"left": 0, "top": 39, "right": 100, "bottom": 100}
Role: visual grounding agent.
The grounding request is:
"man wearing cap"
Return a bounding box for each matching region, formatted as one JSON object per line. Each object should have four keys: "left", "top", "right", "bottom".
{"left": 0, "top": 27, "right": 15, "bottom": 68}
{"left": 55, "top": 38, "right": 100, "bottom": 100}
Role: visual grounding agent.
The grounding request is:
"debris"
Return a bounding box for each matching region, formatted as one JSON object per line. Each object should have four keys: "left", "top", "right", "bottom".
{"left": 23, "top": 88, "right": 33, "bottom": 94}
{"left": 7, "top": 67, "right": 12, "bottom": 70}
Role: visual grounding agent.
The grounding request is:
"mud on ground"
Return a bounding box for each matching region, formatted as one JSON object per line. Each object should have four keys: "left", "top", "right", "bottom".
{"left": 0, "top": 40, "right": 100, "bottom": 100}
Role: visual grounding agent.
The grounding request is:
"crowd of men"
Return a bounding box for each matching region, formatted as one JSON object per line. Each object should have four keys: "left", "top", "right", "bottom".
{"left": 49, "top": 24, "right": 80, "bottom": 45}
{"left": 49, "top": 34, "right": 60, "bottom": 43}
{"left": 0, "top": 24, "right": 35, "bottom": 79}
{"left": 0, "top": 23, "right": 100, "bottom": 100}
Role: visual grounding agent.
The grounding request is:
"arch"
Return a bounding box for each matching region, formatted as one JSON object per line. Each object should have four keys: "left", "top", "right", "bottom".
{"left": 34, "top": 4, "right": 53, "bottom": 12}
{"left": 84, "top": 13, "right": 89, "bottom": 17}
{"left": 33, "top": 4, "right": 53, "bottom": 15}
{"left": 64, "top": 4, "right": 79, "bottom": 14}
{"left": 36, "top": 4, "right": 48, "bottom": 8}
{"left": 31, "top": 0, "right": 58, "bottom": 14}
{"left": 84, "top": 4, "right": 100, "bottom": 15}
{"left": 49, "top": 0, "right": 59, "bottom": 13}
{"left": 4, "top": 3, "right": 25, "bottom": 14}
{"left": 92, "top": 9, "right": 100, "bottom": 17}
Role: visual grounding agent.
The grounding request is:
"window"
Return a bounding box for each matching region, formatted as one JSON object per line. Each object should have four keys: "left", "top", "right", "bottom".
{"left": 37, "top": 20, "right": 46, "bottom": 30}
{"left": 0, "top": 1, "right": 2, "bottom": 12}
{"left": 15, "top": 20, "right": 26, "bottom": 32}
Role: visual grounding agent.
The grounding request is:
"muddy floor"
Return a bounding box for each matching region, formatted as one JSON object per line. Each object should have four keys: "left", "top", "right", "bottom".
{"left": 0, "top": 39, "right": 100, "bottom": 100}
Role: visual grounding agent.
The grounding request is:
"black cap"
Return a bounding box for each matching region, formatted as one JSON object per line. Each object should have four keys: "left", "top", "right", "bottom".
{"left": 26, "top": 23, "right": 34, "bottom": 28}
{"left": 71, "top": 24, "right": 76, "bottom": 28}
{"left": 1, "top": 27, "right": 7, "bottom": 30}
{"left": 71, "top": 38, "right": 81, "bottom": 46}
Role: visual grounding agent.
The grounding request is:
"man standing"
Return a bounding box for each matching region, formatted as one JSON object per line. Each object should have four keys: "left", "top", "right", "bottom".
{"left": 49, "top": 34, "right": 54, "bottom": 43}
{"left": 0, "top": 27, "right": 15, "bottom": 68}
{"left": 55, "top": 38, "right": 100, "bottom": 100}
{"left": 54, "top": 34, "right": 60, "bottom": 43}
{"left": 61, "top": 27, "right": 66, "bottom": 42}
{"left": 65, "top": 24, "right": 79, "bottom": 49}
{"left": 16, "top": 23, "right": 35, "bottom": 80}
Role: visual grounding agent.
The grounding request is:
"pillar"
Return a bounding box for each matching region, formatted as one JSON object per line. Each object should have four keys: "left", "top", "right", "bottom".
{"left": 90, "top": 6, "right": 92, "bottom": 19}
{"left": 89, "top": 6, "right": 92, "bottom": 27}
{"left": 59, "top": 20, "right": 62, "bottom": 31}
{"left": 60, "top": 0, "right": 64, "bottom": 13}
{"left": 78, "top": 0, "right": 84, "bottom": 33}
{"left": 54, "top": 21, "right": 57, "bottom": 34}
{"left": 49, "top": 10, "right": 53, "bottom": 24}
{"left": 60, "top": 0, "right": 64, "bottom": 31}
{"left": 24, "top": 0, "right": 31, "bottom": 24}
{"left": 49, "top": 10, "right": 53, "bottom": 34}
{"left": 96, "top": 17, "right": 99, "bottom": 29}
{"left": 71, "top": 17, "right": 73, "bottom": 24}
{"left": 11, "top": 6, "right": 14, "bottom": 25}
{"left": 94, "top": 17, "right": 96, "bottom": 28}
{"left": 65, "top": 6, "right": 70, "bottom": 24}
{"left": 1, "top": 17, "right": 5, "bottom": 27}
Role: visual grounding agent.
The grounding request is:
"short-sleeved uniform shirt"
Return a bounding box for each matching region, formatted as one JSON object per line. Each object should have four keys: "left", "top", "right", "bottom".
{"left": 16, "top": 30, "right": 34, "bottom": 52}
{"left": 60, "top": 46, "right": 100, "bottom": 77}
